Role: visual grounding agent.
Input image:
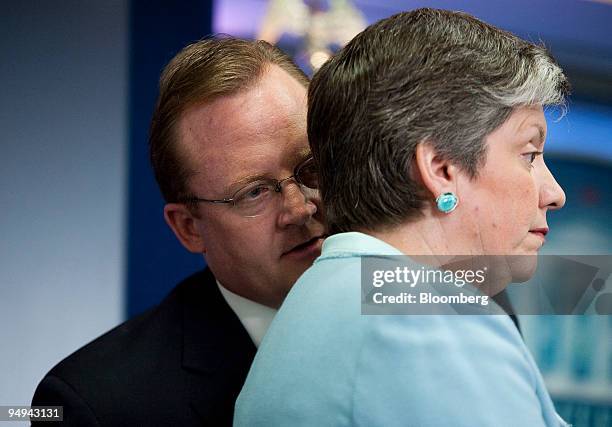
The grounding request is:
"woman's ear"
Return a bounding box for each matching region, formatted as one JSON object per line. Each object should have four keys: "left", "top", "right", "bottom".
{"left": 163, "top": 203, "right": 207, "bottom": 254}
{"left": 414, "top": 142, "right": 459, "bottom": 198}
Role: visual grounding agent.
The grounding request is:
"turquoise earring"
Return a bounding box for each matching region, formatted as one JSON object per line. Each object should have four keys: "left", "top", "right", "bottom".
{"left": 436, "top": 192, "right": 458, "bottom": 213}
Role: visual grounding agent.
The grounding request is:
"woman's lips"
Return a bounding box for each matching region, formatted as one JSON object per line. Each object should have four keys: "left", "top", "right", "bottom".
{"left": 529, "top": 228, "right": 548, "bottom": 243}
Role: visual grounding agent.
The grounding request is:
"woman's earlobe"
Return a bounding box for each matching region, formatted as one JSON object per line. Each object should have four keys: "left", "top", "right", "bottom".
{"left": 414, "top": 142, "right": 457, "bottom": 199}
{"left": 436, "top": 192, "right": 459, "bottom": 213}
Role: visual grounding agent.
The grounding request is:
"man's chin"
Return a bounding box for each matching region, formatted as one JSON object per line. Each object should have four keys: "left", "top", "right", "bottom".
{"left": 278, "top": 262, "right": 316, "bottom": 291}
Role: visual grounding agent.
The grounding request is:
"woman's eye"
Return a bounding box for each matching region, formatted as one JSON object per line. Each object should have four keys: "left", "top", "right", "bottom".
{"left": 522, "top": 151, "right": 542, "bottom": 166}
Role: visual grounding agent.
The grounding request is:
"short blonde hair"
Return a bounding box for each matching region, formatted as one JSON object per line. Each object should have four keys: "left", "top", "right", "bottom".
{"left": 150, "top": 36, "right": 308, "bottom": 203}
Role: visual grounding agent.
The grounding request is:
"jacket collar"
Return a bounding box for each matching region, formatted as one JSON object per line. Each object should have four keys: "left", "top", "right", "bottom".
{"left": 180, "top": 268, "right": 256, "bottom": 374}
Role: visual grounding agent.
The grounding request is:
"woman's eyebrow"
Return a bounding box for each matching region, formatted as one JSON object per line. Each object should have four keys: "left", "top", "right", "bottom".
{"left": 522, "top": 124, "right": 545, "bottom": 147}
{"left": 535, "top": 124, "right": 546, "bottom": 146}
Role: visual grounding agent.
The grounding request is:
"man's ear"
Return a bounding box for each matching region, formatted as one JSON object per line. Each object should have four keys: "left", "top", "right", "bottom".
{"left": 414, "top": 141, "right": 459, "bottom": 199}
{"left": 163, "top": 203, "right": 207, "bottom": 254}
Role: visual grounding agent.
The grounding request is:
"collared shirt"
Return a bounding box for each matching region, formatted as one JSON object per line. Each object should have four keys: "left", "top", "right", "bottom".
{"left": 217, "top": 281, "right": 276, "bottom": 348}
{"left": 236, "top": 232, "right": 569, "bottom": 427}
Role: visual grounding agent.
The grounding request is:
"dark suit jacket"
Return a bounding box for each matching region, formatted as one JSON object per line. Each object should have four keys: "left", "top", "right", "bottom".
{"left": 32, "top": 268, "right": 256, "bottom": 426}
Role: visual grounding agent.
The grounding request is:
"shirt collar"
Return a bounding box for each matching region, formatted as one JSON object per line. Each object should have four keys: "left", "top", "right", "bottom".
{"left": 216, "top": 281, "right": 277, "bottom": 348}
{"left": 216, "top": 232, "right": 400, "bottom": 347}
{"left": 318, "top": 231, "right": 404, "bottom": 261}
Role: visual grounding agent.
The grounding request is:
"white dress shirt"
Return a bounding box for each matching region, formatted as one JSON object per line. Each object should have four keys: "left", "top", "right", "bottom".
{"left": 217, "top": 281, "right": 277, "bottom": 348}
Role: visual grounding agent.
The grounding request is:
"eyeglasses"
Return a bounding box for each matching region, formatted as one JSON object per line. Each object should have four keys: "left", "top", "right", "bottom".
{"left": 180, "top": 156, "right": 319, "bottom": 218}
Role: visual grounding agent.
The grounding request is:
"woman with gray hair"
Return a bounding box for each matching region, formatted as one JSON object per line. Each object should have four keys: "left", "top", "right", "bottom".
{"left": 236, "top": 8, "right": 569, "bottom": 426}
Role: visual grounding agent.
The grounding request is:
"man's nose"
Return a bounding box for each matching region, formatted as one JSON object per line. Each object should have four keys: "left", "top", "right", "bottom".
{"left": 276, "top": 181, "right": 318, "bottom": 227}
{"left": 540, "top": 163, "right": 566, "bottom": 211}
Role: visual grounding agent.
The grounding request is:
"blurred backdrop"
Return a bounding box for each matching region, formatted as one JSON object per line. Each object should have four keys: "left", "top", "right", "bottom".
{"left": 1, "top": 1, "right": 610, "bottom": 425}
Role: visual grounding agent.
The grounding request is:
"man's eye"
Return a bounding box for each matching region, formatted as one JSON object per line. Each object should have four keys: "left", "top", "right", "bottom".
{"left": 245, "top": 185, "right": 270, "bottom": 200}
{"left": 300, "top": 163, "right": 317, "bottom": 174}
{"left": 296, "top": 157, "right": 319, "bottom": 189}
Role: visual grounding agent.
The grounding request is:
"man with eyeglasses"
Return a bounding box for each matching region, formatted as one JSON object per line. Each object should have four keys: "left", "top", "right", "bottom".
{"left": 32, "top": 37, "right": 325, "bottom": 426}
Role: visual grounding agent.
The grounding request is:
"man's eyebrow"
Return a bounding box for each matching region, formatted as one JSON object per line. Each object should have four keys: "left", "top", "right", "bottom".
{"left": 298, "top": 146, "right": 312, "bottom": 157}
{"left": 224, "top": 174, "right": 268, "bottom": 195}
{"left": 295, "top": 147, "right": 313, "bottom": 163}
{"left": 223, "top": 150, "right": 312, "bottom": 195}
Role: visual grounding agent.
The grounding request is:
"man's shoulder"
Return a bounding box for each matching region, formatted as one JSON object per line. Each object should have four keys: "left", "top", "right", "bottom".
{"left": 44, "top": 305, "right": 163, "bottom": 384}
{"left": 45, "top": 269, "right": 212, "bottom": 380}
{"left": 32, "top": 268, "right": 255, "bottom": 425}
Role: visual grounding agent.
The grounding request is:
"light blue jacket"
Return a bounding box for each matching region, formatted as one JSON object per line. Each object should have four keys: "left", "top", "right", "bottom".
{"left": 235, "top": 232, "right": 567, "bottom": 426}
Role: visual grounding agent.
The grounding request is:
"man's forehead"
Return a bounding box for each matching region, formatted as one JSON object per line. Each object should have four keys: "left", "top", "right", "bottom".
{"left": 175, "top": 68, "right": 309, "bottom": 192}
{"left": 177, "top": 68, "right": 306, "bottom": 152}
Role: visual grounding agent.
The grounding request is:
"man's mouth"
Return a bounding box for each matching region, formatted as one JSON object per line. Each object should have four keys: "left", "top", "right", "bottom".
{"left": 283, "top": 235, "right": 325, "bottom": 259}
